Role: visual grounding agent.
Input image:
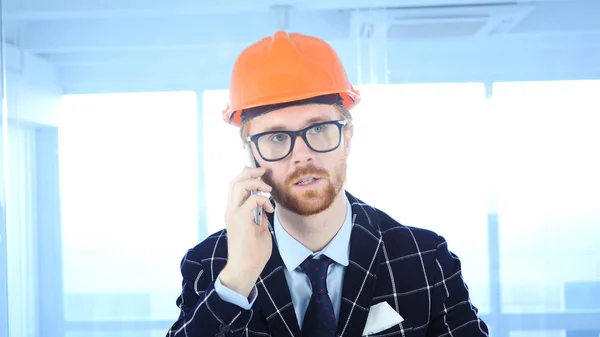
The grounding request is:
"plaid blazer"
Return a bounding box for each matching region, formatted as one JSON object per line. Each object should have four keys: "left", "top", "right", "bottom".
{"left": 166, "top": 191, "right": 489, "bottom": 337}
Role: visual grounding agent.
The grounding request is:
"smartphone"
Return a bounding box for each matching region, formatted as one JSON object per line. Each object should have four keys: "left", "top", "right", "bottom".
{"left": 246, "top": 146, "right": 263, "bottom": 226}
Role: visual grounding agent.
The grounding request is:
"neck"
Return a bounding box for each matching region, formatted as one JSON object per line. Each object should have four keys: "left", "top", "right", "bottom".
{"left": 276, "top": 191, "right": 348, "bottom": 253}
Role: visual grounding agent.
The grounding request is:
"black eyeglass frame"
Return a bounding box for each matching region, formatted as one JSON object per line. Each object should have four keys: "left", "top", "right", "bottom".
{"left": 245, "top": 120, "right": 348, "bottom": 162}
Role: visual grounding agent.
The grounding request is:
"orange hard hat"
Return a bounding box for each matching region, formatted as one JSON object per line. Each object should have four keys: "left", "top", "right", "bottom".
{"left": 222, "top": 30, "right": 361, "bottom": 127}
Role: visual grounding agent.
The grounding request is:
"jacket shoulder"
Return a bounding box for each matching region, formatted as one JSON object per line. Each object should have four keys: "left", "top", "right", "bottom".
{"left": 196, "top": 229, "right": 229, "bottom": 254}
{"left": 181, "top": 229, "right": 229, "bottom": 283}
{"left": 374, "top": 207, "right": 443, "bottom": 253}
{"left": 346, "top": 192, "right": 442, "bottom": 250}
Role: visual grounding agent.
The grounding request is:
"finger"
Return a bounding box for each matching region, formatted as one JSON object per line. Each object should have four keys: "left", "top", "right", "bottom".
{"left": 233, "top": 166, "right": 266, "bottom": 184}
{"left": 262, "top": 197, "right": 275, "bottom": 213}
{"left": 227, "top": 166, "right": 267, "bottom": 207}
{"left": 258, "top": 212, "right": 270, "bottom": 232}
{"left": 231, "top": 179, "right": 273, "bottom": 207}
{"left": 242, "top": 178, "right": 273, "bottom": 194}
{"left": 240, "top": 194, "right": 272, "bottom": 214}
{"left": 228, "top": 166, "right": 265, "bottom": 193}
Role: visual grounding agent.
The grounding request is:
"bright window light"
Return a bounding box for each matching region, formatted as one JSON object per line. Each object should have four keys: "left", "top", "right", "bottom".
{"left": 58, "top": 91, "right": 199, "bottom": 321}
{"left": 491, "top": 80, "right": 600, "bottom": 313}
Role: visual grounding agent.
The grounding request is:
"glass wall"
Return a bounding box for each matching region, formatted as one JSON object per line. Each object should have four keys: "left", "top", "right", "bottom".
{"left": 0, "top": 0, "right": 9, "bottom": 335}
{"left": 490, "top": 80, "right": 600, "bottom": 336}
{"left": 3, "top": 90, "right": 201, "bottom": 336}
{"left": 57, "top": 92, "right": 200, "bottom": 336}
{"left": 2, "top": 0, "right": 600, "bottom": 336}
{"left": 201, "top": 80, "right": 600, "bottom": 336}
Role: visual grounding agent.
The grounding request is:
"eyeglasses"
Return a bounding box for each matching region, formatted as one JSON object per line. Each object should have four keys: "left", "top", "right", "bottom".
{"left": 246, "top": 120, "right": 348, "bottom": 162}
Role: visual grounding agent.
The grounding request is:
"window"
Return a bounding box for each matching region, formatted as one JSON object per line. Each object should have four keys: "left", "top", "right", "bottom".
{"left": 57, "top": 92, "right": 200, "bottom": 333}
{"left": 345, "top": 83, "right": 491, "bottom": 314}
{"left": 490, "top": 80, "right": 600, "bottom": 316}
{"left": 201, "top": 89, "right": 247, "bottom": 236}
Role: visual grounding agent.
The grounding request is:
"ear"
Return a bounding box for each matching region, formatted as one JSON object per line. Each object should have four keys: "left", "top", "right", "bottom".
{"left": 343, "top": 123, "right": 354, "bottom": 156}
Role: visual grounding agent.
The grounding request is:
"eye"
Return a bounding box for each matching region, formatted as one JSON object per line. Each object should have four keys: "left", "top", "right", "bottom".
{"left": 269, "top": 133, "right": 289, "bottom": 143}
{"left": 309, "top": 125, "right": 325, "bottom": 134}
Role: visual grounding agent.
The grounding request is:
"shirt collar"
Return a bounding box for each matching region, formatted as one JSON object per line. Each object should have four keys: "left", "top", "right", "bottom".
{"left": 274, "top": 194, "right": 352, "bottom": 271}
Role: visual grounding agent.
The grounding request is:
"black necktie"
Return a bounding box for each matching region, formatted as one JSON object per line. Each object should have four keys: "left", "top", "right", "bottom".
{"left": 299, "top": 256, "right": 336, "bottom": 337}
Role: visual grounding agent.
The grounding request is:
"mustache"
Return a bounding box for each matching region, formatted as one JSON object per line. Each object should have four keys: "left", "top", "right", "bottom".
{"left": 285, "top": 165, "right": 329, "bottom": 185}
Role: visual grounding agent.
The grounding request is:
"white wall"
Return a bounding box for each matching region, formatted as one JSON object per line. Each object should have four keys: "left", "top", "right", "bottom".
{"left": 5, "top": 43, "right": 63, "bottom": 127}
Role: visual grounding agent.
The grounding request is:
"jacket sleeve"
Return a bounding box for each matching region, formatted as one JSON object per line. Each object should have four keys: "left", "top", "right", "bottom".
{"left": 166, "top": 250, "right": 255, "bottom": 337}
{"left": 426, "top": 235, "right": 490, "bottom": 337}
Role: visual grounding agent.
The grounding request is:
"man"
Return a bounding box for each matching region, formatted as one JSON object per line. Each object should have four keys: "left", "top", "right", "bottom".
{"left": 167, "top": 30, "right": 488, "bottom": 337}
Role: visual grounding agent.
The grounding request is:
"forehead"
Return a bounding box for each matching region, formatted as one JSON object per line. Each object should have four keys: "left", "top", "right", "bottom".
{"left": 248, "top": 104, "right": 340, "bottom": 134}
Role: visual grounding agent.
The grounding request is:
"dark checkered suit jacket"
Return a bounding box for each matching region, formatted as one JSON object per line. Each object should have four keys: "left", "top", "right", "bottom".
{"left": 166, "top": 191, "right": 489, "bottom": 337}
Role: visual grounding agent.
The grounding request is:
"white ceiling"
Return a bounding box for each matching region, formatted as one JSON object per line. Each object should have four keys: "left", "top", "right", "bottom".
{"left": 3, "top": 0, "right": 600, "bottom": 93}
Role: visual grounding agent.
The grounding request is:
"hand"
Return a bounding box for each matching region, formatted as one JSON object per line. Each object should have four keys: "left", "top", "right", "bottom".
{"left": 220, "top": 166, "right": 275, "bottom": 297}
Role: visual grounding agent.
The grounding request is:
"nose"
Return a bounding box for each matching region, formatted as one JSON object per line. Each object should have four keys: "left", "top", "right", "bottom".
{"left": 290, "top": 135, "right": 314, "bottom": 165}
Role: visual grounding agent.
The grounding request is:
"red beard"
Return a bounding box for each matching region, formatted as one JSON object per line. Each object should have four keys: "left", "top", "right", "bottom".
{"left": 263, "top": 160, "right": 346, "bottom": 216}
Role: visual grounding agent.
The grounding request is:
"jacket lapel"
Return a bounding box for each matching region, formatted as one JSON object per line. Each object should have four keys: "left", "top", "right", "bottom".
{"left": 255, "top": 210, "right": 302, "bottom": 337}
{"left": 336, "top": 192, "right": 383, "bottom": 337}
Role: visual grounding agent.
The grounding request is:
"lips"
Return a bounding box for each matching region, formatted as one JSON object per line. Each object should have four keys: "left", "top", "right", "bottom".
{"left": 295, "top": 177, "right": 321, "bottom": 185}
{"left": 286, "top": 165, "right": 329, "bottom": 186}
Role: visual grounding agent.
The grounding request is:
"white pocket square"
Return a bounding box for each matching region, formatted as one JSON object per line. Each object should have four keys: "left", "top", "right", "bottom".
{"left": 362, "top": 302, "right": 404, "bottom": 336}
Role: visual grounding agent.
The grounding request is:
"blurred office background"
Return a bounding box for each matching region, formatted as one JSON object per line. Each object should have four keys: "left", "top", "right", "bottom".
{"left": 0, "top": 0, "right": 599, "bottom": 336}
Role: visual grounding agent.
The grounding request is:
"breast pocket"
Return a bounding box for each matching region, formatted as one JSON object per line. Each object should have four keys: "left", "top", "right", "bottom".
{"left": 246, "top": 328, "right": 272, "bottom": 337}
{"left": 363, "top": 321, "right": 415, "bottom": 337}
